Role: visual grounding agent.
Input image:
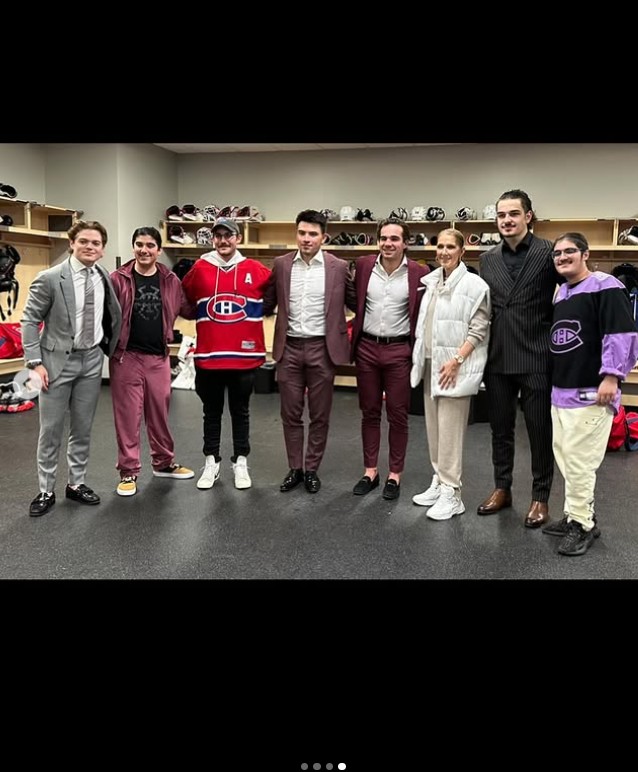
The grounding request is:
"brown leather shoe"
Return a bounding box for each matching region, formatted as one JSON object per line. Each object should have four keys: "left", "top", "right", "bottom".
{"left": 477, "top": 488, "right": 512, "bottom": 515}
{"left": 524, "top": 500, "right": 549, "bottom": 528}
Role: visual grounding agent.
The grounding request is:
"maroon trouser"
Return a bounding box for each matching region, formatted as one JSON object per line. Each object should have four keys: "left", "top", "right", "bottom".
{"left": 110, "top": 351, "right": 174, "bottom": 476}
{"left": 355, "top": 337, "right": 411, "bottom": 473}
{"left": 276, "top": 336, "right": 336, "bottom": 472}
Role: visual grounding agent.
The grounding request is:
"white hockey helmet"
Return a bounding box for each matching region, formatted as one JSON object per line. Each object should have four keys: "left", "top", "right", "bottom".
{"left": 340, "top": 206, "right": 357, "bottom": 221}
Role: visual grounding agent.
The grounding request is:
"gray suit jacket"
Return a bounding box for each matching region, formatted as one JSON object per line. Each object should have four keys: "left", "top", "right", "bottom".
{"left": 21, "top": 258, "right": 122, "bottom": 382}
{"left": 263, "top": 251, "right": 350, "bottom": 366}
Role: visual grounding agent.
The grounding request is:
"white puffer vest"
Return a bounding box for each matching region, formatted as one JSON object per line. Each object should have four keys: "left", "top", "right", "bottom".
{"left": 410, "top": 262, "right": 490, "bottom": 397}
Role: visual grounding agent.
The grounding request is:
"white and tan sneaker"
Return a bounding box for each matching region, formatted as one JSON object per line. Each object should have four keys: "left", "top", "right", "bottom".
{"left": 197, "top": 456, "right": 220, "bottom": 490}
{"left": 153, "top": 463, "right": 194, "bottom": 479}
{"left": 232, "top": 455, "right": 252, "bottom": 489}
{"left": 117, "top": 476, "right": 137, "bottom": 496}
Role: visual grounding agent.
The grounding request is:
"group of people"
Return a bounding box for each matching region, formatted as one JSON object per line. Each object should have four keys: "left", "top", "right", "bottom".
{"left": 20, "top": 191, "right": 638, "bottom": 558}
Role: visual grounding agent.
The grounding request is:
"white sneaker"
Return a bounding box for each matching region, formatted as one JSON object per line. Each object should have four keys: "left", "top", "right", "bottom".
{"left": 197, "top": 456, "right": 220, "bottom": 490}
{"left": 412, "top": 474, "right": 441, "bottom": 507}
{"left": 426, "top": 483, "right": 465, "bottom": 520}
{"left": 232, "top": 455, "right": 252, "bottom": 489}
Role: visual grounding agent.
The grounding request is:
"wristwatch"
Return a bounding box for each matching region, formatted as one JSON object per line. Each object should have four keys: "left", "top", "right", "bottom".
{"left": 26, "top": 359, "right": 43, "bottom": 369}
{"left": 453, "top": 353, "right": 465, "bottom": 365}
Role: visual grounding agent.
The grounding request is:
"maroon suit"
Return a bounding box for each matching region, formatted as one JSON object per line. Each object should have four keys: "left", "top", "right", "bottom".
{"left": 263, "top": 251, "right": 350, "bottom": 472}
{"left": 348, "top": 255, "right": 428, "bottom": 473}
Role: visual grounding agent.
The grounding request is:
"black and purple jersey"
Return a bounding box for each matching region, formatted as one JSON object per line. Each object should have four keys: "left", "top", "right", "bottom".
{"left": 550, "top": 271, "right": 638, "bottom": 410}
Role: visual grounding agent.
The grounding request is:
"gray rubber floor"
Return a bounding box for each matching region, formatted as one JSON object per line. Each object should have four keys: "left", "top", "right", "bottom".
{"left": 1, "top": 384, "right": 637, "bottom": 579}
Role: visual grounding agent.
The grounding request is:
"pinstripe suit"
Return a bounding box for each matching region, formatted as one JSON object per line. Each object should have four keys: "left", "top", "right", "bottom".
{"left": 480, "top": 234, "right": 559, "bottom": 501}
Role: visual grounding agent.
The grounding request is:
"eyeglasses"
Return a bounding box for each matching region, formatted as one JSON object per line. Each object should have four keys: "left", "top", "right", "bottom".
{"left": 214, "top": 231, "right": 237, "bottom": 241}
{"left": 551, "top": 247, "right": 581, "bottom": 259}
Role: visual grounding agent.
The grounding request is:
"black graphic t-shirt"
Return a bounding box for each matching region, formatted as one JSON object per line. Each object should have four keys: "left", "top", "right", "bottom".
{"left": 127, "top": 270, "right": 164, "bottom": 355}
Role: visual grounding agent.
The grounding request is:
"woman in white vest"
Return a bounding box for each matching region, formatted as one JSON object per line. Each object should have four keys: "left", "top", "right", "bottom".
{"left": 410, "top": 229, "right": 491, "bottom": 519}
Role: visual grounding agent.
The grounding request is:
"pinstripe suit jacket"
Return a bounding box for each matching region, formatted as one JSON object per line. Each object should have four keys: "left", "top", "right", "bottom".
{"left": 480, "top": 234, "right": 558, "bottom": 374}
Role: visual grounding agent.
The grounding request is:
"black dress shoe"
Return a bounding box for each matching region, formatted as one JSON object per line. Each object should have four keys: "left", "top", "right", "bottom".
{"left": 353, "top": 474, "right": 380, "bottom": 495}
{"left": 29, "top": 492, "right": 56, "bottom": 517}
{"left": 382, "top": 479, "right": 400, "bottom": 500}
{"left": 304, "top": 471, "right": 321, "bottom": 493}
{"left": 65, "top": 484, "right": 100, "bottom": 505}
{"left": 280, "top": 468, "right": 304, "bottom": 492}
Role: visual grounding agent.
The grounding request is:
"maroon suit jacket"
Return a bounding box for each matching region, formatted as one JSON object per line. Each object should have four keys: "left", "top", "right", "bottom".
{"left": 347, "top": 254, "right": 429, "bottom": 362}
{"left": 263, "top": 251, "right": 351, "bottom": 366}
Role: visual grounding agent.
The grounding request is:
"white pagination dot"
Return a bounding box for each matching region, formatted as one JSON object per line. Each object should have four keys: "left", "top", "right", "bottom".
{"left": 338, "top": 765, "right": 347, "bottom": 771}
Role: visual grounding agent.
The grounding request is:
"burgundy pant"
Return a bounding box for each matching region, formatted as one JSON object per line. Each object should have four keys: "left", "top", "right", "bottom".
{"left": 110, "top": 351, "right": 174, "bottom": 476}
{"left": 355, "top": 337, "right": 411, "bottom": 473}
{"left": 276, "top": 337, "right": 336, "bottom": 472}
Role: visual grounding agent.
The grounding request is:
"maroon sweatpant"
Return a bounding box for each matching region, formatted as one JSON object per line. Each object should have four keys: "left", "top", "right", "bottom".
{"left": 110, "top": 351, "right": 175, "bottom": 477}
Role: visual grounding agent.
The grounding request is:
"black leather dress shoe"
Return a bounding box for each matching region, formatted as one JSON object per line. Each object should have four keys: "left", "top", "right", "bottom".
{"left": 304, "top": 471, "right": 321, "bottom": 493}
{"left": 29, "top": 492, "right": 56, "bottom": 517}
{"left": 65, "top": 484, "right": 100, "bottom": 505}
{"left": 280, "top": 468, "right": 304, "bottom": 492}
{"left": 382, "top": 479, "right": 400, "bottom": 500}
{"left": 353, "top": 474, "right": 380, "bottom": 495}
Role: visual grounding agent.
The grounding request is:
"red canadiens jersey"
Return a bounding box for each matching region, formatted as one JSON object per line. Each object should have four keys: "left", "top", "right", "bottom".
{"left": 182, "top": 258, "right": 271, "bottom": 370}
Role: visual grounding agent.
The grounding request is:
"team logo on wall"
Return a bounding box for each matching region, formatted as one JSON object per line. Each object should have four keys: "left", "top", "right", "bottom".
{"left": 206, "top": 294, "right": 247, "bottom": 322}
{"left": 550, "top": 319, "right": 583, "bottom": 353}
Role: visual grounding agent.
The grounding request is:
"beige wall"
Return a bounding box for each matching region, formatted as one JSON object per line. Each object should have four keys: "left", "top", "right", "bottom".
{"left": 4, "top": 142, "right": 638, "bottom": 266}
{"left": 44, "top": 144, "right": 120, "bottom": 270}
{"left": 2, "top": 143, "right": 178, "bottom": 271}
{"left": 0, "top": 143, "right": 46, "bottom": 202}
{"left": 115, "top": 143, "right": 177, "bottom": 265}
{"left": 177, "top": 143, "right": 638, "bottom": 221}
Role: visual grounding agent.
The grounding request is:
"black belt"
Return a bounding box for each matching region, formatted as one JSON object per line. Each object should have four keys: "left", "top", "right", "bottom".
{"left": 286, "top": 335, "right": 325, "bottom": 343}
{"left": 361, "top": 332, "right": 410, "bottom": 345}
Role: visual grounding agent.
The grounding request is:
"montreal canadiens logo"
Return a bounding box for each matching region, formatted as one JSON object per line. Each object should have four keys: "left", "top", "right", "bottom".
{"left": 550, "top": 320, "right": 583, "bottom": 353}
{"left": 206, "top": 294, "right": 247, "bottom": 323}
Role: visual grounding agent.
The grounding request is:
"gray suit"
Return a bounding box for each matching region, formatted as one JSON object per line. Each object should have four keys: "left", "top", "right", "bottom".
{"left": 22, "top": 258, "right": 122, "bottom": 493}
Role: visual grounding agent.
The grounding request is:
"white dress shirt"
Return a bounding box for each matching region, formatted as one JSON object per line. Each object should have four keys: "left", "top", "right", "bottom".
{"left": 287, "top": 250, "right": 326, "bottom": 338}
{"left": 363, "top": 255, "right": 410, "bottom": 337}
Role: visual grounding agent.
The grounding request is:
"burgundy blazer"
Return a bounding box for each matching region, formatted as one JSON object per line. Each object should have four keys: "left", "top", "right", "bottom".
{"left": 263, "top": 251, "right": 351, "bottom": 366}
{"left": 347, "top": 254, "right": 429, "bottom": 362}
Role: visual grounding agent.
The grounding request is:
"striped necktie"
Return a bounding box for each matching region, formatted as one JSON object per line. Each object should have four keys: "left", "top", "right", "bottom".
{"left": 78, "top": 267, "right": 95, "bottom": 348}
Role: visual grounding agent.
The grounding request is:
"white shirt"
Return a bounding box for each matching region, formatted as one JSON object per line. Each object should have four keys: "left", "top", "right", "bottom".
{"left": 70, "top": 256, "right": 105, "bottom": 348}
{"left": 363, "top": 254, "right": 410, "bottom": 337}
{"left": 287, "top": 250, "right": 326, "bottom": 338}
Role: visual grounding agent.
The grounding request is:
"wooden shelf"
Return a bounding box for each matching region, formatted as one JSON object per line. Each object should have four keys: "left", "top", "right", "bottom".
{"left": 158, "top": 216, "right": 638, "bottom": 276}
{"left": 0, "top": 224, "right": 69, "bottom": 240}
{"left": 1, "top": 200, "right": 81, "bottom": 321}
{"left": 0, "top": 358, "right": 22, "bottom": 376}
